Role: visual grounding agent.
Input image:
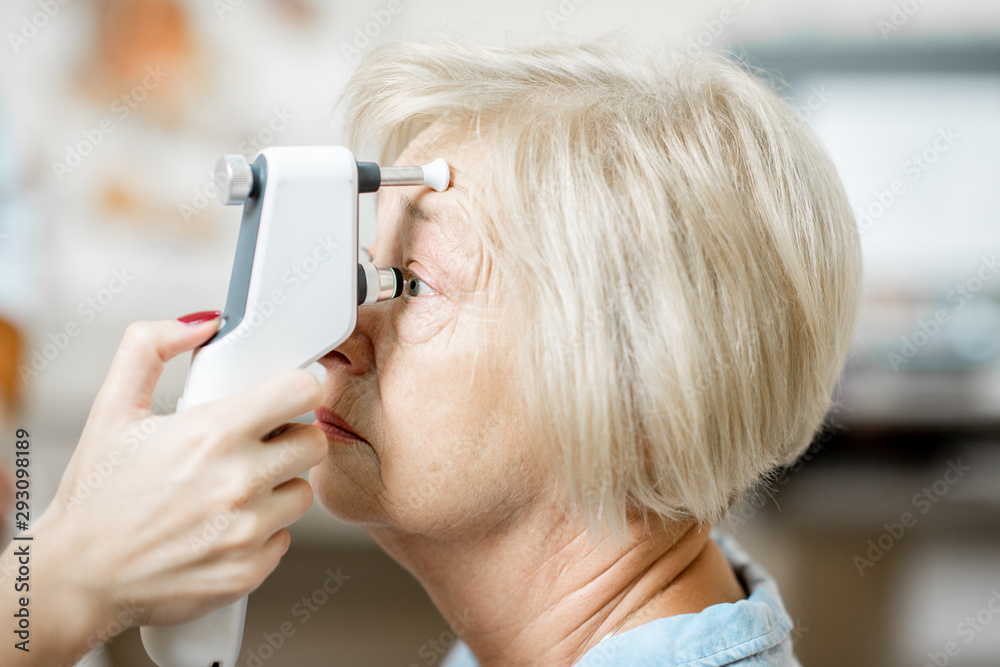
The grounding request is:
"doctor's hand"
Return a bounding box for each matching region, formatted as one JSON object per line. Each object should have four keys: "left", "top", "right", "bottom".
{"left": 8, "top": 314, "right": 326, "bottom": 664}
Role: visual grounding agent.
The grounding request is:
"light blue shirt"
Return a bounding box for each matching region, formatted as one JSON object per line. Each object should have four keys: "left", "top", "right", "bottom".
{"left": 441, "top": 530, "right": 801, "bottom": 666}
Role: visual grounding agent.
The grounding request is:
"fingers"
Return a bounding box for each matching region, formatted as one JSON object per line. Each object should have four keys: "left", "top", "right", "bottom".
{"left": 208, "top": 424, "right": 323, "bottom": 519}
{"left": 244, "top": 528, "right": 293, "bottom": 595}
{"left": 263, "top": 527, "right": 292, "bottom": 562}
{"left": 245, "top": 527, "right": 293, "bottom": 591}
{"left": 247, "top": 423, "right": 328, "bottom": 489}
{"left": 212, "top": 369, "right": 323, "bottom": 440}
{"left": 207, "top": 480, "right": 309, "bottom": 565}
{"left": 202, "top": 528, "right": 292, "bottom": 605}
{"left": 246, "top": 477, "right": 315, "bottom": 540}
{"left": 95, "top": 317, "right": 221, "bottom": 415}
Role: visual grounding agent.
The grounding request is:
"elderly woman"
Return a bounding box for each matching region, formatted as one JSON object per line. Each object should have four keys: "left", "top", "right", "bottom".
{"left": 1, "top": 39, "right": 859, "bottom": 666}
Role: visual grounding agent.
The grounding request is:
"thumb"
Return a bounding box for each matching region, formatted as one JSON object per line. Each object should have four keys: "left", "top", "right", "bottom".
{"left": 93, "top": 312, "right": 221, "bottom": 416}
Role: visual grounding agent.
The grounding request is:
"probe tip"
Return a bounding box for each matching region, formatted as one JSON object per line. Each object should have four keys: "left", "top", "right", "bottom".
{"left": 422, "top": 158, "right": 450, "bottom": 192}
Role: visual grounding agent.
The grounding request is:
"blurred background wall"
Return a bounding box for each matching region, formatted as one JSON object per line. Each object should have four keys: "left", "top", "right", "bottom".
{"left": 0, "top": 0, "right": 998, "bottom": 665}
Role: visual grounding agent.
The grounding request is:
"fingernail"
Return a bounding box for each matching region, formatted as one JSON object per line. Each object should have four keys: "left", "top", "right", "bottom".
{"left": 178, "top": 310, "right": 222, "bottom": 325}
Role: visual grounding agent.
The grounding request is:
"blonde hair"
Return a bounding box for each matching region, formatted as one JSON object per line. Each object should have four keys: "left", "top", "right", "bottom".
{"left": 343, "top": 38, "right": 862, "bottom": 536}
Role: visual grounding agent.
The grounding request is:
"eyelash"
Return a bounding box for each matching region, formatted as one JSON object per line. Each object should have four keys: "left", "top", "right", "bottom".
{"left": 401, "top": 268, "right": 438, "bottom": 299}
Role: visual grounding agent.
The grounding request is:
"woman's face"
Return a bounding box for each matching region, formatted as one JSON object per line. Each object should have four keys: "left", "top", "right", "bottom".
{"left": 311, "top": 126, "right": 546, "bottom": 537}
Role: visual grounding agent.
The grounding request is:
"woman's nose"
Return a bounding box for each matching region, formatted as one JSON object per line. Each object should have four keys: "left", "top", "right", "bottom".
{"left": 317, "top": 303, "right": 379, "bottom": 375}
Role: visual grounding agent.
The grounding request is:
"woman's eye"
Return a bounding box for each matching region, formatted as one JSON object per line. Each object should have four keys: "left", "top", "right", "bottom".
{"left": 404, "top": 275, "right": 437, "bottom": 298}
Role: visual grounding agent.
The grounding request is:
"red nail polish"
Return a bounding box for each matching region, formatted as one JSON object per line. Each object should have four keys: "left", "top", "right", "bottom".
{"left": 178, "top": 310, "right": 222, "bottom": 325}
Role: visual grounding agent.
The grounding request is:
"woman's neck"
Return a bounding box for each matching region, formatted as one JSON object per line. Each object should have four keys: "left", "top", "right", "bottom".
{"left": 366, "top": 500, "right": 745, "bottom": 666}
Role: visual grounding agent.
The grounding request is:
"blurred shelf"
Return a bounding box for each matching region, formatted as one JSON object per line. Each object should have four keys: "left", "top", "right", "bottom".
{"left": 834, "top": 367, "right": 1000, "bottom": 430}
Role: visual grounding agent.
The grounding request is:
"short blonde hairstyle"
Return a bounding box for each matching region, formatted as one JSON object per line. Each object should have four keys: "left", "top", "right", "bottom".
{"left": 343, "top": 38, "right": 862, "bottom": 536}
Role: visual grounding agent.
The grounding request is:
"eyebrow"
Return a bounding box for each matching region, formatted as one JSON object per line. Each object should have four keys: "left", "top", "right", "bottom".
{"left": 400, "top": 195, "right": 432, "bottom": 225}
{"left": 396, "top": 195, "right": 436, "bottom": 252}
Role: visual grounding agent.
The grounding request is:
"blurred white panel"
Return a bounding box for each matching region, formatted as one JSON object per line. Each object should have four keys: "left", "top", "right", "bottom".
{"left": 892, "top": 538, "right": 1000, "bottom": 666}
{"left": 802, "top": 72, "right": 1000, "bottom": 294}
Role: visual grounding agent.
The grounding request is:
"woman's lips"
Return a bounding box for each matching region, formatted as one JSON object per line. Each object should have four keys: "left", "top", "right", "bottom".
{"left": 313, "top": 406, "right": 367, "bottom": 444}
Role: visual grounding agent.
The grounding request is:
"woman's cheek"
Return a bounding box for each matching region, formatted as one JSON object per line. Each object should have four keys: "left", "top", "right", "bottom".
{"left": 391, "top": 297, "right": 456, "bottom": 345}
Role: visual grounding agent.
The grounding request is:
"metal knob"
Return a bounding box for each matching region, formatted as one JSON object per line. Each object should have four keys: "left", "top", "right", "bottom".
{"left": 215, "top": 154, "right": 255, "bottom": 205}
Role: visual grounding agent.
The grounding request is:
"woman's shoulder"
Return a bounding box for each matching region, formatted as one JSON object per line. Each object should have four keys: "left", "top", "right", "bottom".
{"left": 441, "top": 530, "right": 802, "bottom": 667}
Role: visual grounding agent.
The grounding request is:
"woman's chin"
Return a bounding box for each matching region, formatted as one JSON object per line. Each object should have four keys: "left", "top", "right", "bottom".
{"left": 308, "top": 460, "right": 381, "bottom": 524}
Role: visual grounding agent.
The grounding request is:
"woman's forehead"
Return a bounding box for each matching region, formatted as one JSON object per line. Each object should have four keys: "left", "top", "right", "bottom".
{"left": 377, "top": 129, "right": 483, "bottom": 245}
